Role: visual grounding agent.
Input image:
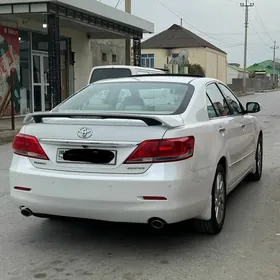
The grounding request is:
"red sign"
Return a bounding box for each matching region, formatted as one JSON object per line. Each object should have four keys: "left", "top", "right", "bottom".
{"left": 0, "top": 25, "right": 20, "bottom": 118}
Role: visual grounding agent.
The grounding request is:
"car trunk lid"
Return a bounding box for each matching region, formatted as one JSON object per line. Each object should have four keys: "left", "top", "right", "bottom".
{"left": 21, "top": 112, "right": 184, "bottom": 174}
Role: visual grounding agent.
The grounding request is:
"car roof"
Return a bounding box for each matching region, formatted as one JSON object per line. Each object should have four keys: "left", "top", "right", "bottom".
{"left": 93, "top": 75, "right": 220, "bottom": 85}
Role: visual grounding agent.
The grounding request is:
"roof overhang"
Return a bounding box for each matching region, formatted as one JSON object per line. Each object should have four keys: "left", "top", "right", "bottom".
{"left": 228, "top": 65, "right": 248, "bottom": 73}
{"left": 0, "top": 0, "right": 154, "bottom": 39}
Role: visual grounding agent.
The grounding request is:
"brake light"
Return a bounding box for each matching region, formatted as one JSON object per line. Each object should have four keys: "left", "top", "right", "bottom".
{"left": 12, "top": 133, "right": 49, "bottom": 160}
{"left": 124, "top": 136, "right": 195, "bottom": 164}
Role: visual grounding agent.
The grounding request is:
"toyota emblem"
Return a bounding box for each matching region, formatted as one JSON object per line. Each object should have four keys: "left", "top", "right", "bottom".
{"left": 77, "top": 127, "right": 93, "bottom": 139}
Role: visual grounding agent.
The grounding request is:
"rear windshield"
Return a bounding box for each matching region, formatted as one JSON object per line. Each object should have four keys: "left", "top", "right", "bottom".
{"left": 90, "top": 68, "right": 132, "bottom": 83}
{"left": 56, "top": 82, "right": 194, "bottom": 115}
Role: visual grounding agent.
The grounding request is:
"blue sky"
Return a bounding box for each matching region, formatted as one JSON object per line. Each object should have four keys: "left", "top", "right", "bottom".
{"left": 100, "top": 0, "right": 280, "bottom": 67}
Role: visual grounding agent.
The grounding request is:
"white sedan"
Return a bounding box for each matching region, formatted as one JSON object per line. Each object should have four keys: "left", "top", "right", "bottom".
{"left": 9, "top": 75, "right": 262, "bottom": 234}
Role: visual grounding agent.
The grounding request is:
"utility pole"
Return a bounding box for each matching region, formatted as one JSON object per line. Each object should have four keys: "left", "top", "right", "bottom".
{"left": 125, "top": 0, "right": 131, "bottom": 65}
{"left": 180, "top": 18, "right": 183, "bottom": 26}
{"left": 271, "top": 41, "right": 279, "bottom": 89}
{"left": 240, "top": 0, "right": 254, "bottom": 94}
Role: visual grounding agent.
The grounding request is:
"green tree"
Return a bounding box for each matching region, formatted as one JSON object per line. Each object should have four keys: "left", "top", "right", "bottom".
{"left": 188, "top": 63, "right": 205, "bottom": 76}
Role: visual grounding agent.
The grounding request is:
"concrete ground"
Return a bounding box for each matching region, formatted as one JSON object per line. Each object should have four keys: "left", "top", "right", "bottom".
{"left": 0, "top": 91, "right": 279, "bottom": 280}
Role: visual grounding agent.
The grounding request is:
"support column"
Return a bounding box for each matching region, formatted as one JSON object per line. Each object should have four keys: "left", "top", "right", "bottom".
{"left": 125, "top": 0, "right": 131, "bottom": 65}
{"left": 48, "top": 14, "right": 61, "bottom": 108}
{"left": 133, "top": 38, "right": 141, "bottom": 67}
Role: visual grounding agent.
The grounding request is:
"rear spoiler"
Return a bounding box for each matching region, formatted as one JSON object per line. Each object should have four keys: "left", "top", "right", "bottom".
{"left": 23, "top": 112, "right": 184, "bottom": 127}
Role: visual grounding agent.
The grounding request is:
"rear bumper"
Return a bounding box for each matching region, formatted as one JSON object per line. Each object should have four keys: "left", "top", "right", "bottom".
{"left": 9, "top": 155, "right": 214, "bottom": 224}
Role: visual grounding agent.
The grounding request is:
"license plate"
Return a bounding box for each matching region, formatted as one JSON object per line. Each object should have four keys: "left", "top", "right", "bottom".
{"left": 56, "top": 148, "right": 117, "bottom": 165}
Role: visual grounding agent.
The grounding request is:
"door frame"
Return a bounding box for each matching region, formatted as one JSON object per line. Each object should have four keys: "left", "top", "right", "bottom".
{"left": 31, "top": 51, "right": 49, "bottom": 112}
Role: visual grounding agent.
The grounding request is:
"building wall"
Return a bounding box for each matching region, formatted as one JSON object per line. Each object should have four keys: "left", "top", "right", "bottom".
{"left": 0, "top": 15, "right": 129, "bottom": 118}
{"left": 218, "top": 54, "right": 227, "bottom": 83}
{"left": 227, "top": 66, "right": 249, "bottom": 85}
{"left": 0, "top": 16, "right": 92, "bottom": 92}
{"left": 0, "top": 16, "right": 127, "bottom": 95}
{"left": 91, "top": 39, "right": 125, "bottom": 68}
{"left": 172, "top": 47, "right": 207, "bottom": 69}
{"left": 141, "top": 47, "right": 227, "bottom": 83}
{"left": 141, "top": 47, "right": 207, "bottom": 70}
{"left": 227, "top": 66, "right": 239, "bottom": 85}
{"left": 228, "top": 77, "right": 273, "bottom": 94}
{"left": 205, "top": 48, "right": 227, "bottom": 83}
{"left": 141, "top": 48, "right": 167, "bottom": 68}
{"left": 60, "top": 27, "right": 91, "bottom": 92}
{"left": 206, "top": 50, "right": 217, "bottom": 79}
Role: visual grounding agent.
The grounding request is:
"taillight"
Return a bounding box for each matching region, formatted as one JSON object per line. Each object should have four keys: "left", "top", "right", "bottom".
{"left": 124, "top": 136, "right": 195, "bottom": 164}
{"left": 12, "top": 133, "right": 49, "bottom": 160}
{"left": 14, "top": 186, "right": 31, "bottom": 192}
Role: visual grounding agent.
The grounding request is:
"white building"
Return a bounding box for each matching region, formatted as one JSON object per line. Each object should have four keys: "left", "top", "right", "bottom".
{"left": 0, "top": 0, "right": 153, "bottom": 117}
{"left": 227, "top": 63, "right": 248, "bottom": 85}
{"left": 140, "top": 24, "right": 228, "bottom": 83}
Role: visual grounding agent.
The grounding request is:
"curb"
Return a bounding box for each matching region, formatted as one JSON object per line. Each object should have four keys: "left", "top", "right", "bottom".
{"left": 256, "top": 88, "right": 280, "bottom": 93}
{"left": 0, "top": 129, "right": 19, "bottom": 145}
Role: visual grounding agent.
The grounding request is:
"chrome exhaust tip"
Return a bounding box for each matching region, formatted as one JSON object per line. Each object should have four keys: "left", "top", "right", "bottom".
{"left": 148, "top": 218, "right": 166, "bottom": 229}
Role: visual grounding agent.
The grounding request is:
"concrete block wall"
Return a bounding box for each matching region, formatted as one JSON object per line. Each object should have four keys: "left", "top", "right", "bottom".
{"left": 91, "top": 39, "right": 125, "bottom": 67}
{"left": 228, "top": 78, "right": 274, "bottom": 94}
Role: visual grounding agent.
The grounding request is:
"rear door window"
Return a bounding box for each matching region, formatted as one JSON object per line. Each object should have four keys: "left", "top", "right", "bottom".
{"left": 90, "top": 68, "right": 132, "bottom": 83}
{"left": 56, "top": 82, "right": 194, "bottom": 115}
{"left": 206, "top": 95, "right": 219, "bottom": 119}
{"left": 206, "top": 83, "right": 231, "bottom": 117}
{"left": 217, "top": 83, "right": 243, "bottom": 115}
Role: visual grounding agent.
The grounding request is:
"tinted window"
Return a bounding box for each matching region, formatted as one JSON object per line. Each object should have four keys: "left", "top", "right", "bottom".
{"left": 90, "top": 68, "right": 132, "bottom": 83}
{"left": 218, "top": 84, "right": 243, "bottom": 115}
{"left": 55, "top": 82, "right": 194, "bottom": 115}
{"left": 206, "top": 95, "right": 218, "bottom": 118}
{"left": 206, "top": 83, "right": 230, "bottom": 117}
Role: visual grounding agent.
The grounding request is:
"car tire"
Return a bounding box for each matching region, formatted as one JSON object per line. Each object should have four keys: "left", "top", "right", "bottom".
{"left": 194, "top": 164, "right": 227, "bottom": 235}
{"left": 246, "top": 135, "right": 263, "bottom": 182}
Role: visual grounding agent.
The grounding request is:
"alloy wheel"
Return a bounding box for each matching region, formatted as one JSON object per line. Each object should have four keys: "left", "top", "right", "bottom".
{"left": 214, "top": 172, "right": 226, "bottom": 225}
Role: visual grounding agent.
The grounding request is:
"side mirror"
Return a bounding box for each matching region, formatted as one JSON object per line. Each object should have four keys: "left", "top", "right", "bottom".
{"left": 246, "top": 102, "right": 261, "bottom": 113}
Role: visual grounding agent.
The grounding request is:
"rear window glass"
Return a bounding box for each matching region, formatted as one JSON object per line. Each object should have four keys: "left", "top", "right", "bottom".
{"left": 90, "top": 68, "right": 132, "bottom": 83}
{"left": 56, "top": 82, "right": 194, "bottom": 115}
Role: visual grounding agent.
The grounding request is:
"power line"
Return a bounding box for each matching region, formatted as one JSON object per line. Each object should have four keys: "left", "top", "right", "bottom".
{"left": 115, "top": 0, "right": 122, "bottom": 8}
{"left": 224, "top": 44, "right": 244, "bottom": 48}
{"left": 253, "top": 3, "right": 274, "bottom": 42}
{"left": 207, "top": 31, "right": 280, "bottom": 36}
{"left": 250, "top": 22, "right": 270, "bottom": 47}
{"left": 223, "top": 42, "right": 263, "bottom": 48}
{"left": 154, "top": 0, "right": 232, "bottom": 45}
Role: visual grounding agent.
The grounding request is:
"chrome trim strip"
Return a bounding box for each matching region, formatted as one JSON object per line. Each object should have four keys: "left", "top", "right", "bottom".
{"left": 39, "top": 138, "right": 138, "bottom": 148}
{"left": 229, "top": 150, "right": 255, "bottom": 167}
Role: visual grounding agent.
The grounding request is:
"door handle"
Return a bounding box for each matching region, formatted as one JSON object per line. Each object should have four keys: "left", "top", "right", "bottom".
{"left": 241, "top": 124, "right": 246, "bottom": 129}
{"left": 218, "top": 127, "right": 226, "bottom": 133}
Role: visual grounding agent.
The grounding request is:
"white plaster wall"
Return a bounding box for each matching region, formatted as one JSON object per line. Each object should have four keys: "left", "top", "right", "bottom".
{"left": 61, "top": 27, "right": 91, "bottom": 91}
{"left": 227, "top": 67, "right": 239, "bottom": 85}
{"left": 91, "top": 39, "right": 125, "bottom": 67}
{"left": 141, "top": 48, "right": 167, "bottom": 68}
{"left": 206, "top": 48, "right": 227, "bottom": 83}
